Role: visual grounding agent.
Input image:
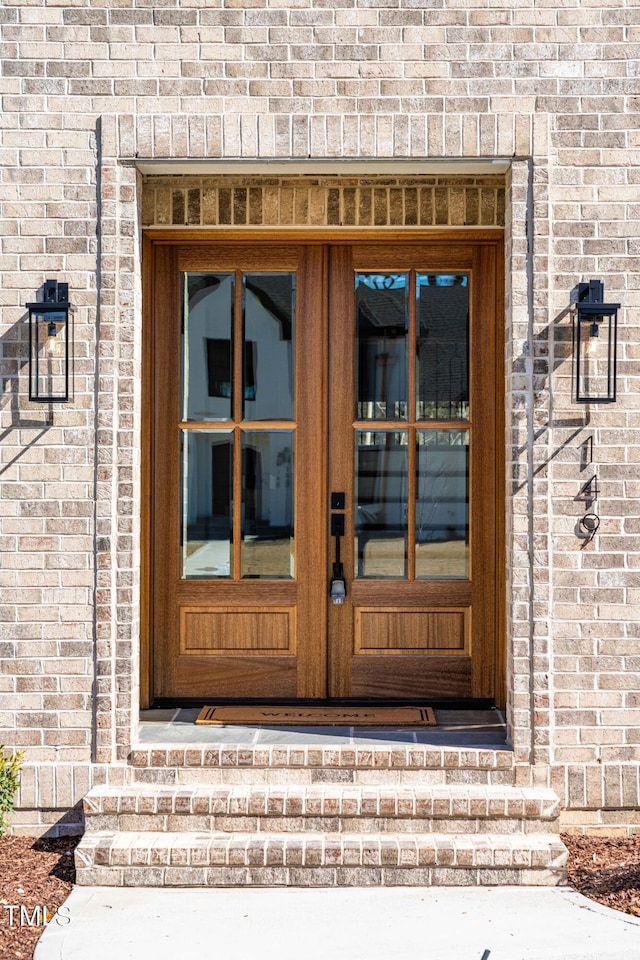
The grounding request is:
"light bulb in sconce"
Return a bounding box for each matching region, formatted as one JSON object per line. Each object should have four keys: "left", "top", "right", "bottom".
{"left": 586, "top": 320, "right": 600, "bottom": 357}
{"left": 46, "top": 320, "right": 59, "bottom": 356}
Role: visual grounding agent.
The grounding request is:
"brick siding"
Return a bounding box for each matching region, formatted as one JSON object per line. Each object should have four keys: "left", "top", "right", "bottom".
{"left": 1, "top": 0, "right": 639, "bottom": 833}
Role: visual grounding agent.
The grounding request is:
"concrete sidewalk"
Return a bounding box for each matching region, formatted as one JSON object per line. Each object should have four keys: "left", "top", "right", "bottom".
{"left": 35, "top": 886, "right": 640, "bottom": 960}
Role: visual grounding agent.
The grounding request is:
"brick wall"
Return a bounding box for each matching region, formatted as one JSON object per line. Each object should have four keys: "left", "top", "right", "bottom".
{"left": 1, "top": 0, "right": 639, "bottom": 833}
{"left": 141, "top": 174, "right": 506, "bottom": 227}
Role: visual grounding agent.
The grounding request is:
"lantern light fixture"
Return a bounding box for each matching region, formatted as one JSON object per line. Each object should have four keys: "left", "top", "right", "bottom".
{"left": 26, "top": 279, "right": 73, "bottom": 402}
{"left": 573, "top": 279, "right": 619, "bottom": 404}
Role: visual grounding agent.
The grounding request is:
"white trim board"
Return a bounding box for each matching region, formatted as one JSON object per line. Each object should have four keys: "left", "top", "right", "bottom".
{"left": 135, "top": 158, "right": 511, "bottom": 176}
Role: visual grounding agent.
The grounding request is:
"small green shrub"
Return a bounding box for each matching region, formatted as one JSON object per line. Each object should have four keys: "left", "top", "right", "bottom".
{"left": 0, "top": 747, "right": 23, "bottom": 836}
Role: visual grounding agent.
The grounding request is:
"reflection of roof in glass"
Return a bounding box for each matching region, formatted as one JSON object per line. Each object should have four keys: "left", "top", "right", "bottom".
{"left": 417, "top": 284, "right": 469, "bottom": 409}
{"left": 418, "top": 283, "right": 469, "bottom": 340}
{"left": 357, "top": 285, "right": 407, "bottom": 332}
{"left": 245, "top": 274, "right": 294, "bottom": 341}
{"left": 187, "top": 272, "right": 228, "bottom": 311}
{"left": 186, "top": 273, "right": 295, "bottom": 342}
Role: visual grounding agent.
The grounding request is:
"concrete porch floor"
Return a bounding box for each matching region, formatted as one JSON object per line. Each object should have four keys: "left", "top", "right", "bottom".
{"left": 138, "top": 708, "right": 509, "bottom": 749}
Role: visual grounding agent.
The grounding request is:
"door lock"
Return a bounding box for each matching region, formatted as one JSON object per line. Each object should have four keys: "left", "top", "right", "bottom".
{"left": 331, "top": 513, "right": 345, "bottom": 537}
{"left": 330, "top": 574, "right": 346, "bottom": 605}
{"left": 330, "top": 510, "right": 346, "bottom": 605}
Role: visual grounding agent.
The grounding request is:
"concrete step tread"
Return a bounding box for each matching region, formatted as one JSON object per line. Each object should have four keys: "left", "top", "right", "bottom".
{"left": 129, "top": 744, "right": 515, "bottom": 771}
{"left": 83, "top": 784, "right": 560, "bottom": 819}
{"left": 77, "top": 831, "right": 568, "bottom": 871}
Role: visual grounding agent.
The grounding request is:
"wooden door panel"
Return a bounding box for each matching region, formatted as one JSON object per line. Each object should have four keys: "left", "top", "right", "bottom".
{"left": 176, "top": 246, "right": 300, "bottom": 272}
{"left": 354, "top": 607, "right": 469, "bottom": 654}
{"left": 179, "top": 607, "right": 296, "bottom": 655}
{"left": 149, "top": 236, "right": 501, "bottom": 703}
{"left": 350, "top": 245, "right": 476, "bottom": 271}
{"left": 165, "top": 656, "right": 298, "bottom": 699}
{"left": 174, "top": 582, "right": 297, "bottom": 605}
{"left": 350, "top": 580, "right": 472, "bottom": 605}
{"left": 327, "top": 242, "right": 500, "bottom": 700}
{"left": 350, "top": 656, "right": 472, "bottom": 698}
{"left": 152, "top": 243, "right": 327, "bottom": 700}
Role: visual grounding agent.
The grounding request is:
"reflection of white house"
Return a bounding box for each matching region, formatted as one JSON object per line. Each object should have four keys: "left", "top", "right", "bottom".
{"left": 356, "top": 274, "right": 408, "bottom": 420}
{"left": 183, "top": 272, "right": 235, "bottom": 422}
{"left": 182, "top": 273, "right": 294, "bottom": 576}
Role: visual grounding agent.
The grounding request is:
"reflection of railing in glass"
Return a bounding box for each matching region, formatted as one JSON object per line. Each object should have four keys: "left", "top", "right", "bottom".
{"left": 355, "top": 273, "right": 408, "bottom": 421}
{"left": 355, "top": 430, "right": 408, "bottom": 579}
{"left": 416, "top": 343, "right": 467, "bottom": 420}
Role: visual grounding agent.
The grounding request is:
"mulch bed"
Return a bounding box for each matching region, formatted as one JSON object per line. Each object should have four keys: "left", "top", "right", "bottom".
{"left": 1, "top": 832, "right": 640, "bottom": 957}
{"left": 0, "top": 836, "right": 79, "bottom": 960}
{"left": 562, "top": 833, "right": 640, "bottom": 916}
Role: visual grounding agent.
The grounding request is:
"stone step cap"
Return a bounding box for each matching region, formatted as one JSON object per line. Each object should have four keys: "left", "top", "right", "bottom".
{"left": 77, "top": 830, "right": 568, "bottom": 872}
{"left": 83, "top": 784, "right": 561, "bottom": 820}
{"left": 129, "top": 744, "right": 515, "bottom": 772}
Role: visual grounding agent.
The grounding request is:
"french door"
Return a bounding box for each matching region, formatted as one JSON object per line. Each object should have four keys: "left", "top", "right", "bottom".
{"left": 150, "top": 238, "right": 501, "bottom": 701}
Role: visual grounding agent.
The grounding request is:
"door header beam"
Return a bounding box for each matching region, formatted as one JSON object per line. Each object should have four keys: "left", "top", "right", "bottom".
{"left": 135, "top": 158, "right": 511, "bottom": 177}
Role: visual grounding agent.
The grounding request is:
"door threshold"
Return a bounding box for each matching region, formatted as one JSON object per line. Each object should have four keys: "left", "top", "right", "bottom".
{"left": 151, "top": 697, "right": 496, "bottom": 711}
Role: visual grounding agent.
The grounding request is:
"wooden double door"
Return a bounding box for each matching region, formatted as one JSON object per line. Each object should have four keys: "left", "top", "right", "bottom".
{"left": 149, "top": 236, "right": 501, "bottom": 702}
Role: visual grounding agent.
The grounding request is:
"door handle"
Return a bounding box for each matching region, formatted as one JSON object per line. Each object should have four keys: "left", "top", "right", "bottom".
{"left": 330, "top": 511, "right": 346, "bottom": 605}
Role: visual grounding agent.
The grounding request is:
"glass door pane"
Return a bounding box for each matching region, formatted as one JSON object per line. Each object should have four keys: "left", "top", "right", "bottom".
{"left": 353, "top": 269, "right": 471, "bottom": 584}
{"left": 181, "top": 430, "right": 233, "bottom": 578}
{"left": 355, "top": 273, "right": 408, "bottom": 419}
{"left": 180, "top": 270, "right": 297, "bottom": 582}
{"left": 416, "top": 273, "right": 469, "bottom": 420}
{"left": 243, "top": 273, "right": 295, "bottom": 421}
{"left": 182, "top": 273, "right": 234, "bottom": 421}
{"left": 416, "top": 429, "right": 469, "bottom": 578}
{"left": 355, "top": 430, "right": 408, "bottom": 578}
{"left": 241, "top": 430, "right": 294, "bottom": 579}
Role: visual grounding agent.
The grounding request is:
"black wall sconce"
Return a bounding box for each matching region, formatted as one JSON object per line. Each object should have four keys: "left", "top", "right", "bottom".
{"left": 573, "top": 279, "right": 619, "bottom": 404}
{"left": 26, "top": 279, "right": 73, "bottom": 402}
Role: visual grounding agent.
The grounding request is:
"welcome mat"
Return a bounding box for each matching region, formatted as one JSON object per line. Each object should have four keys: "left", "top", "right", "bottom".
{"left": 195, "top": 705, "right": 436, "bottom": 726}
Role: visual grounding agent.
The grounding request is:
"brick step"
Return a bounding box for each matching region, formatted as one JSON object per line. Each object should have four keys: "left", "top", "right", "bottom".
{"left": 83, "top": 784, "right": 560, "bottom": 836}
{"left": 75, "top": 831, "right": 568, "bottom": 887}
{"left": 129, "top": 744, "right": 516, "bottom": 787}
